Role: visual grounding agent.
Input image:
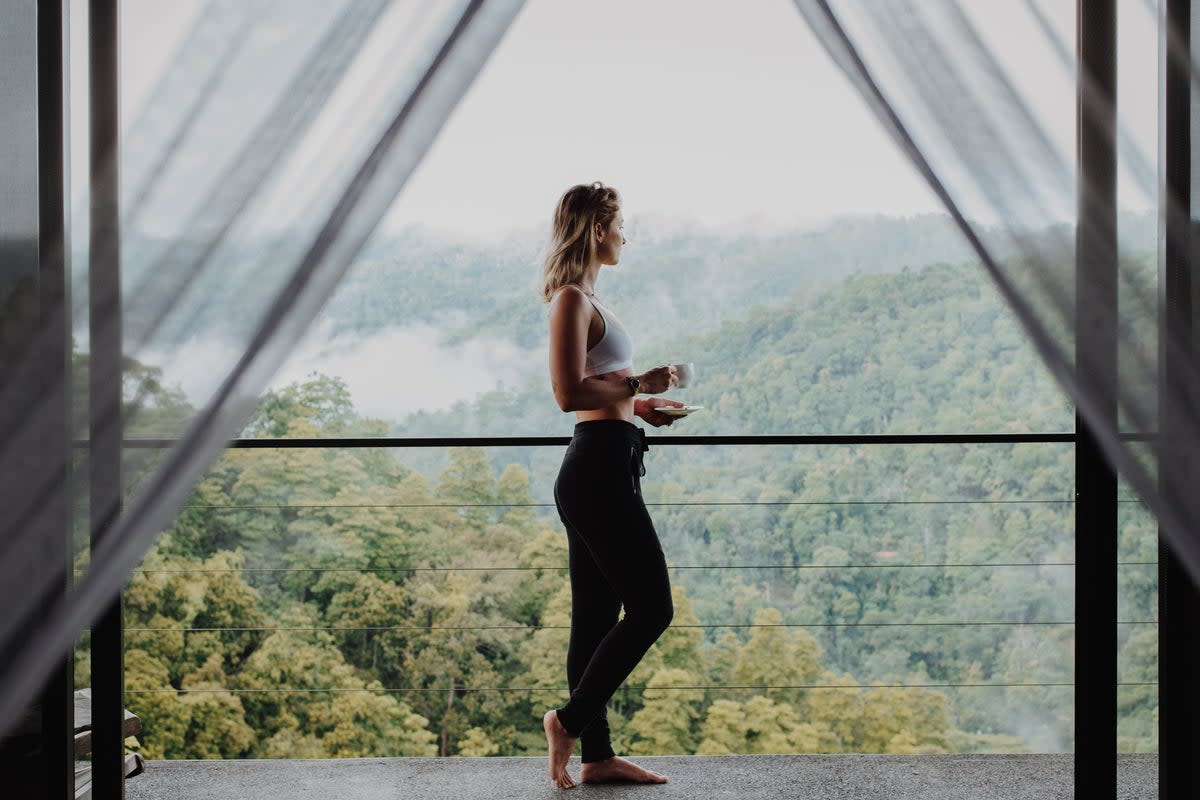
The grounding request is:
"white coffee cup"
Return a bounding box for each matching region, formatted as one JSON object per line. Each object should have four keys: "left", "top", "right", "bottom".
{"left": 671, "top": 362, "right": 696, "bottom": 388}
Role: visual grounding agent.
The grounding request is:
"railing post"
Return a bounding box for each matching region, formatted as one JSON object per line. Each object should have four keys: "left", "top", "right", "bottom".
{"left": 1075, "top": 0, "right": 1118, "bottom": 798}
{"left": 90, "top": 1, "right": 126, "bottom": 798}
{"left": 38, "top": 2, "right": 75, "bottom": 797}
{"left": 1160, "top": 1, "right": 1200, "bottom": 797}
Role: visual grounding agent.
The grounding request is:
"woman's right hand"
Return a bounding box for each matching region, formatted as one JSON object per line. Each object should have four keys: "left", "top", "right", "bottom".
{"left": 637, "top": 365, "right": 677, "bottom": 395}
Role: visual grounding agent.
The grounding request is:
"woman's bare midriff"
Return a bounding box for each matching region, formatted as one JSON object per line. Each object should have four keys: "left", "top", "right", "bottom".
{"left": 575, "top": 369, "right": 636, "bottom": 423}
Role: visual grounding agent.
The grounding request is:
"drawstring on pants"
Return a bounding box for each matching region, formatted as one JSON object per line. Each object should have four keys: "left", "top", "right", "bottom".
{"left": 630, "top": 428, "right": 648, "bottom": 493}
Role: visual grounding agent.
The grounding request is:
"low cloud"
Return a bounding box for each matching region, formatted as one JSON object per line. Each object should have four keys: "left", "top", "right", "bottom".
{"left": 144, "top": 320, "right": 540, "bottom": 423}
{"left": 275, "top": 321, "right": 539, "bottom": 421}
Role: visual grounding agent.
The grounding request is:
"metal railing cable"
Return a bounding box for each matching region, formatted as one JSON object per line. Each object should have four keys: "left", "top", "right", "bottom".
{"left": 125, "top": 620, "right": 1156, "bottom": 633}
{"left": 123, "top": 681, "right": 1157, "bottom": 696}
{"left": 128, "top": 561, "right": 1156, "bottom": 574}
{"left": 179, "top": 499, "right": 1081, "bottom": 509}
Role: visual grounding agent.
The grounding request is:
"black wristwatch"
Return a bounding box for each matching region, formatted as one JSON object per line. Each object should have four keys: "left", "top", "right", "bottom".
{"left": 626, "top": 376, "right": 641, "bottom": 396}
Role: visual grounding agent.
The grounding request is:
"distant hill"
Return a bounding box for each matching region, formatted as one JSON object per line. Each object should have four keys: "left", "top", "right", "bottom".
{"left": 334, "top": 213, "right": 981, "bottom": 351}
{"left": 394, "top": 255, "right": 1080, "bottom": 441}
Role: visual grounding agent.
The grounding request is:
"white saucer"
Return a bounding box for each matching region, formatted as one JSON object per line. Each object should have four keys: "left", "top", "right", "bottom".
{"left": 656, "top": 405, "right": 703, "bottom": 416}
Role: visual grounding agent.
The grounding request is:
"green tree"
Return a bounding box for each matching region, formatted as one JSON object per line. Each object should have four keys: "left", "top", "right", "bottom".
{"left": 124, "top": 648, "right": 189, "bottom": 759}
{"left": 495, "top": 463, "right": 538, "bottom": 528}
{"left": 732, "top": 607, "right": 822, "bottom": 704}
{"left": 320, "top": 689, "right": 438, "bottom": 757}
{"left": 177, "top": 690, "right": 255, "bottom": 759}
{"left": 233, "top": 629, "right": 362, "bottom": 748}
{"left": 438, "top": 447, "right": 496, "bottom": 529}
{"left": 324, "top": 572, "right": 408, "bottom": 685}
{"left": 696, "top": 695, "right": 835, "bottom": 754}
{"left": 124, "top": 550, "right": 265, "bottom": 683}
{"left": 457, "top": 727, "right": 500, "bottom": 756}
{"left": 857, "top": 685, "right": 951, "bottom": 753}
{"left": 628, "top": 668, "right": 704, "bottom": 754}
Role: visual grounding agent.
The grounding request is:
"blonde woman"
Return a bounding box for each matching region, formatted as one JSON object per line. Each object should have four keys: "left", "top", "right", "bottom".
{"left": 540, "top": 182, "right": 684, "bottom": 788}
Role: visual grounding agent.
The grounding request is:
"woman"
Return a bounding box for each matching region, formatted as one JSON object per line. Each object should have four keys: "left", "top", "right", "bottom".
{"left": 540, "top": 182, "right": 684, "bottom": 789}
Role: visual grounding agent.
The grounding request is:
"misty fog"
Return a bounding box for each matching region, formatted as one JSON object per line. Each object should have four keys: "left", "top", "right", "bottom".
{"left": 149, "top": 317, "right": 543, "bottom": 423}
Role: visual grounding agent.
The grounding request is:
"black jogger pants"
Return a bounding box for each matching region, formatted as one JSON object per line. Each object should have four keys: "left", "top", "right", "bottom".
{"left": 552, "top": 419, "right": 674, "bottom": 763}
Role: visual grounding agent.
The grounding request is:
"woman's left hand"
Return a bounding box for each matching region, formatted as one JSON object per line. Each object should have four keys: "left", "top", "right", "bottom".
{"left": 635, "top": 398, "right": 686, "bottom": 427}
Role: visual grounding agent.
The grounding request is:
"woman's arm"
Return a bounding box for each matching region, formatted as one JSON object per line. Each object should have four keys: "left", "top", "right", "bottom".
{"left": 548, "top": 287, "right": 674, "bottom": 412}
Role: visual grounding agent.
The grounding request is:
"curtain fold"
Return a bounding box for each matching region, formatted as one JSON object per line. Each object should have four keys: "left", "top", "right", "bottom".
{"left": 791, "top": 0, "right": 1198, "bottom": 585}
{"left": 0, "top": 0, "right": 525, "bottom": 737}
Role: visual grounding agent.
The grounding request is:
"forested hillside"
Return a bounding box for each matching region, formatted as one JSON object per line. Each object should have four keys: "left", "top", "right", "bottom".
{"left": 96, "top": 219, "right": 1159, "bottom": 759}
{"left": 332, "top": 214, "right": 982, "bottom": 347}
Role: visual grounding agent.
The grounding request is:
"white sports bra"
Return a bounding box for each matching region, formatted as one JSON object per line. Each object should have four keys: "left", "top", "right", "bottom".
{"left": 583, "top": 296, "right": 634, "bottom": 377}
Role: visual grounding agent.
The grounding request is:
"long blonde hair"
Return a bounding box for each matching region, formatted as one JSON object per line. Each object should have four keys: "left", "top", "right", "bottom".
{"left": 541, "top": 182, "right": 622, "bottom": 302}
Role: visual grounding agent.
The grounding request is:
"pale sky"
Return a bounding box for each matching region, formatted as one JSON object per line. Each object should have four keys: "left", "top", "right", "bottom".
{"left": 90, "top": 0, "right": 1158, "bottom": 238}
{"left": 384, "top": 0, "right": 1157, "bottom": 237}
{"left": 383, "top": 0, "right": 945, "bottom": 237}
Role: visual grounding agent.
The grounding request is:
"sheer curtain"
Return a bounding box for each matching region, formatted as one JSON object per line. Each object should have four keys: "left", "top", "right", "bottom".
{"left": 792, "top": 0, "right": 1200, "bottom": 584}
{"left": 0, "top": 0, "right": 525, "bottom": 734}
{"left": 4, "top": 0, "right": 1196, "bottom": 741}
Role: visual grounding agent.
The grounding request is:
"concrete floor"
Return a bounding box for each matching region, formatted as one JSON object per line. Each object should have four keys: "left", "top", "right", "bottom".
{"left": 125, "top": 754, "right": 1158, "bottom": 800}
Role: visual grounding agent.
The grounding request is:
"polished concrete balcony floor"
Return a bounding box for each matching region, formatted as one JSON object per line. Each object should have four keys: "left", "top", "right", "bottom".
{"left": 125, "top": 754, "right": 1157, "bottom": 800}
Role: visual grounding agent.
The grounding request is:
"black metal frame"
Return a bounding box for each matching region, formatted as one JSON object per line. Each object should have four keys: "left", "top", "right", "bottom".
{"left": 1074, "top": 1, "right": 1119, "bottom": 797}
{"left": 89, "top": 1, "right": 124, "bottom": 798}
{"left": 36, "top": 2, "right": 74, "bottom": 798}
{"left": 1159, "top": 1, "right": 1200, "bottom": 796}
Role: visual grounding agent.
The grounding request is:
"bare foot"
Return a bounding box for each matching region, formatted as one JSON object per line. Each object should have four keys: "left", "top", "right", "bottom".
{"left": 581, "top": 756, "right": 668, "bottom": 785}
{"left": 543, "top": 710, "right": 578, "bottom": 789}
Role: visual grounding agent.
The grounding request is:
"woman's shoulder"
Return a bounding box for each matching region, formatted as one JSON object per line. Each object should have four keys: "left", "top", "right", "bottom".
{"left": 550, "top": 283, "right": 591, "bottom": 308}
{"left": 548, "top": 285, "right": 596, "bottom": 330}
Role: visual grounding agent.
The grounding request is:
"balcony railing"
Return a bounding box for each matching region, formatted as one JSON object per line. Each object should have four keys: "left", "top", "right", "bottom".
{"left": 103, "top": 432, "right": 1158, "bottom": 777}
